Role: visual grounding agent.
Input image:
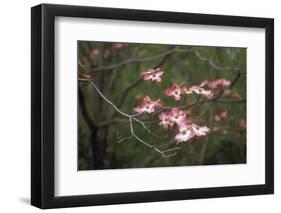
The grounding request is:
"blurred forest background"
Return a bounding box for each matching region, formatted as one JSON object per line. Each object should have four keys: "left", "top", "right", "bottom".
{"left": 78, "top": 41, "right": 246, "bottom": 170}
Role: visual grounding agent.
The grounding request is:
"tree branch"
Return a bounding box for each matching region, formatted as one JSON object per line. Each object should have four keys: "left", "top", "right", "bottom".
{"left": 79, "top": 78, "right": 180, "bottom": 158}
{"left": 95, "top": 69, "right": 245, "bottom": 127}
{"left": 84, "top": 46, "right": 193, "bottom": 75}
{"left": 194, "top": 50, "right": 240, "bottom": 71}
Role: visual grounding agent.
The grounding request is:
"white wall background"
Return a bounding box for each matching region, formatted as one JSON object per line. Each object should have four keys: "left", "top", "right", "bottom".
{"left": 0, "top": 0, "right": 279, "bottom": 212}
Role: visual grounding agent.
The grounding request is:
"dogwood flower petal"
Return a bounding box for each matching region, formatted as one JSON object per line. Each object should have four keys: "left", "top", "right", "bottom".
{"left": 165, "top": 83, "right": 182, "bottom": 101}
{"left": 141, "top": 68, "right": 164, "bottom": 82}
{"left": 175, "top": 124, "right": 195, "bottom": 142}
{"left": 134, "top": 96, "right": 163, "bottom": 114}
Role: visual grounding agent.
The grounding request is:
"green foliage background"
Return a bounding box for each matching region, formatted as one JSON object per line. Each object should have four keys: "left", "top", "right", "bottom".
{"left": 78, "top": 41, "right": 246, "bottom": 170}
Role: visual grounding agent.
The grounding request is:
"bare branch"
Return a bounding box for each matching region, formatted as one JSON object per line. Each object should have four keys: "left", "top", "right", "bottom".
{"left": 88, "top": 47, "right": 193, "bottom": 73}
{"left": 217, "top": 98, "right": 246, "bottom": 104}
{"left": 135, "top": 138, "right": 178, "bottom": 167}
{"left": 79, "top": 78, "right": 180, "bottom": 158}
{"left": 194, "top": 50, "right": 239, "bottom": 71}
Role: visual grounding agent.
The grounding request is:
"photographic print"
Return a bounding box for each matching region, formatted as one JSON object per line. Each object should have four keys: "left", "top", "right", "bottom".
{"left": 78, "top": 41, "right": 246, "bottom": 170}
{"left": 31, "top": 4, "right": 274, "bottom": 208}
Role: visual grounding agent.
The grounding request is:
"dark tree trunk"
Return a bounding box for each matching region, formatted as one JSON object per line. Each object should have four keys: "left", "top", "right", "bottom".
{"left": 79, "top": 86, "right": 109, "bottom": 170}
{"left": 90, "top": 127, "right": 108, "bottom": 169}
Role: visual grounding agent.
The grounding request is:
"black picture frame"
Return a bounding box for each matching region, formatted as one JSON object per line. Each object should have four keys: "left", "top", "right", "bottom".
{"left": 31, "top": 3, "right": 274, "bottom": 209}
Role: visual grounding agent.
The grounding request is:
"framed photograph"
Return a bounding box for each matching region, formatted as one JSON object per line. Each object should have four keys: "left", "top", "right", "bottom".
{"left": 31, "top": 4, "right": 274, "bottom": 209}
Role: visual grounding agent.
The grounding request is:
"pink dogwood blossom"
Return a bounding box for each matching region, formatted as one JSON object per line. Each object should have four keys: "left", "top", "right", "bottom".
{"left": 186, "top": 85, "right": 214, "bottom": 98}
{"left": 112, "top": 43, "right": 127, "bottom": 49}
{"left": 197, "top": 88, "right": 213, "bottom": 98}
{"left": 214, "top": 111, "right": 229, "bottom": 121}
{"left": 141, "top": 68, "right": 164, "bottom": 82}
{"left": 181, "top": 86, "right": 193, "bottom": 95}
{"left": 181, "top": 81, "right": 214, "bottom": 98}
{"left": 158, "top": 112, "right": 174, "bottom": 128}
{"left": 168, "top": 107, "right": 188, "bottom": 125}
{"left": 239, "top": 118, "right": 246, "bottom": 129}
{"left": 190, "top": 124, "right": 210, "bottom": 136}
{"left": 165, "top": 81, "right": 214, "bottom": 100}
{"left": 165, "top": 83, "right": 182, "bottom": 101}
{"left": 207, "top": 79, "right": 231, "bottom": 89}
{"left": 220, "top": 111, "right": 228, "bottom": 120}
{"left": 175, "top": 124, "right": 196, "bottom": 142}
{"left": 89, "top": 48, "right": 100, "bottom": 60}
{"left": 134, "top": 96, "right": 163, "bottom": 114}
{"left": 175, "top": 123, "right": 210, "bottom": 143}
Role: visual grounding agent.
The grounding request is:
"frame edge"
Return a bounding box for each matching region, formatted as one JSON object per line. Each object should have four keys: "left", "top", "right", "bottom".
{"left": 265, "top": 18, "right": 274, "bottom": 194}
{"left": 31, "top": 4, "right": 43, "bottom": 208}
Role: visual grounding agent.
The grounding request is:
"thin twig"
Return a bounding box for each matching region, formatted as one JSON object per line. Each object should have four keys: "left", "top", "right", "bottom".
{"left": 194, "top": 50, "right": 238, "bottom": 71}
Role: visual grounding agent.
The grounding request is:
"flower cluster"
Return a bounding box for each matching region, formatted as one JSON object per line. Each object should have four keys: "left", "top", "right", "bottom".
{"left": 159, "top": 108, "right": 187, "bottom": 128}
{"left": 165, "top": 82, "right": 213, "bottom": 101}
{"left": 134, "top": 68, "right": 230, "bottom": 143}
{"left": 141, "top": 68, "right": 164, "bottom": 82}
{"left": 158, "top": 107, "right": 210, "bottom": 143}
{"left": 134, "top": 96, "right": 163, "bottom": 114}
